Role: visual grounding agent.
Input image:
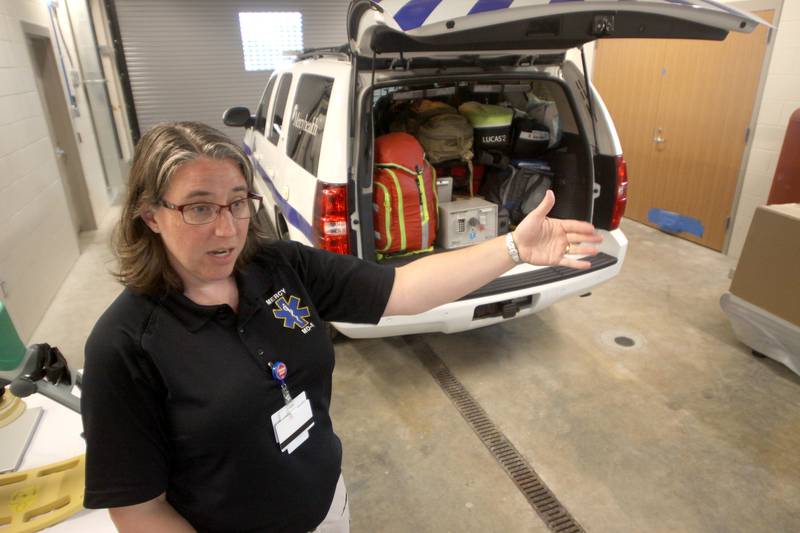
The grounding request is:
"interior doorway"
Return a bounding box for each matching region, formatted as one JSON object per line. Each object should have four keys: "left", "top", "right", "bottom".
{"left": 25, "top": 28, "right": 96, "bottom": 233}
{"left": 593, "top": 9, "right": 775, "bottom": 251}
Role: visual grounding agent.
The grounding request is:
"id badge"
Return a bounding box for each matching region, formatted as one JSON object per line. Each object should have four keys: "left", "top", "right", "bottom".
{"left": 270, "top": 391, "right": 314, "bottom": 454}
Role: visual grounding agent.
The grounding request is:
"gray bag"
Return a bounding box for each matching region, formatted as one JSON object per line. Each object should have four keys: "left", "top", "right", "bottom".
{"left": 482, "top": 164, "right": 552, "bottom": 226}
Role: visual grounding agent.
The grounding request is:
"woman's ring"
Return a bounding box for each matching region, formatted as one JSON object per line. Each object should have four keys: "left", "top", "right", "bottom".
{"left": 565, "top": 243, "right": 571, "bottom": 255}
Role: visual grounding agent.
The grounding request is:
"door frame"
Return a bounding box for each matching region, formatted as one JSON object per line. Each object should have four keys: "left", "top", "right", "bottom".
{"left": 87, "top": 0, "right": 135, "bottom": 166}
{"left": 63, "top": 0, "right": 126, "bottom": 203}
{"left": 22, "top": 22, "right": 97, "bottom": 233}
{"left": 724, "top": 0, "right": 783, "bottom": 254}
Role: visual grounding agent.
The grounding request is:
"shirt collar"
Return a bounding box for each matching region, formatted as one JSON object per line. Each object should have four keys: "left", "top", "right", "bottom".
{"left": 235, "top": 260, "right": 273, "bottom": 322}
{"left": 161, "top": 291, "right": 224, "bottom": 333}
{"left": 159, "top": 260, "right": 274, "bottom": 332}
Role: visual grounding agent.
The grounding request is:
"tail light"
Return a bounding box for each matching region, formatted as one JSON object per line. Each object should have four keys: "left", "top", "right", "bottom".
{"left": 610, "top": 155, "right": 628, "bottom": 230}
{"left": 313, "top": 183, "right": 350, "bottom": 254}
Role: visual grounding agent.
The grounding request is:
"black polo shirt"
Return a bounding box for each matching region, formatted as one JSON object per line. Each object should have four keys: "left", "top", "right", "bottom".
{"left": 81, "top": 241, "right": 394, "bottom": 532}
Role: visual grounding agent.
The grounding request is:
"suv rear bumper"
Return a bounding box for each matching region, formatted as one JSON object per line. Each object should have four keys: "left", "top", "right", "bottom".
{"left": 334, "top": 228, "right": 627, "bottom": 338}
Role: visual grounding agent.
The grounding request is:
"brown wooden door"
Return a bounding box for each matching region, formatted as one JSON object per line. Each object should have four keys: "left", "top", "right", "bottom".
{"left": 593, "top": 10, "right": 774, "bottom": 250}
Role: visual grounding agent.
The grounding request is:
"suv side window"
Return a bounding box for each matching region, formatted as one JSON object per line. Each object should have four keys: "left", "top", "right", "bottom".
{"left": 255, "top": 76, "right": 276, "bottom": 135}
{"left": 286, "top": 74, "right": 334, "bottom": 177}
{"left": 269, "top": 74, "right": 293, "bottom": 145}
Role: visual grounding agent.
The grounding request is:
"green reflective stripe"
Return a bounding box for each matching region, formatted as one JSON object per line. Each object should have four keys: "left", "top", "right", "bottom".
{"left": 377, "top": 162, "right": 416, "bottom": 176}
{"left": 386, "top": 246, "right": 434, "bottom": 259}
{"left": 415, "top": 167, "right": 430, "bottom": 226}
{"left": 430, "top": 164, "right": 439, "bottom": 209}
{"left": 384, "top": 168, "right": 407, "bottom": 251}
{"left": 375, "top": 182, "right": 392, "bottom": 252}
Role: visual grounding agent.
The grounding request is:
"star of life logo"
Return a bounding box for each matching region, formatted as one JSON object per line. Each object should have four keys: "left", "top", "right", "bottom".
{"left": 267, "top": 289, "right": 315, "bottom": 334}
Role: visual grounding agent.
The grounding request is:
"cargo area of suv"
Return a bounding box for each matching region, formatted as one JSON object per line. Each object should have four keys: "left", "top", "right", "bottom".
{"left": 359, "top": 71, "right": 596, "bottom": 266}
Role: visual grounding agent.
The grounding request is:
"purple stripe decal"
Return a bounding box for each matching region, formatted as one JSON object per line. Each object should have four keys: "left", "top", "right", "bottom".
{"left": 394, "top": 0, "right": 444, "bottom": 31}
{"left": 243, "top": 143, "right": 314, "bottom": 242}
{"left": 468, "top": 0, "right": 513, "bottom": 15}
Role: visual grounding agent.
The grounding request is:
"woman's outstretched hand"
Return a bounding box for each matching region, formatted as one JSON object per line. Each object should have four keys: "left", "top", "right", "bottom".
{"left": 512, "top": 190, "right": 604, "bottom": 269}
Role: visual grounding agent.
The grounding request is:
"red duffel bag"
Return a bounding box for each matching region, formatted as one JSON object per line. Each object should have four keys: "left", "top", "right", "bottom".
{"left": 373, "top": 132, "right": 438, "bottom": 257}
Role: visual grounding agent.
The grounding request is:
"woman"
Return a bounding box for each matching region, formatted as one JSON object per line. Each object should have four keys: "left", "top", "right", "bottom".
{"left": 81, "top": 122, "right": 601, "bottom": 532}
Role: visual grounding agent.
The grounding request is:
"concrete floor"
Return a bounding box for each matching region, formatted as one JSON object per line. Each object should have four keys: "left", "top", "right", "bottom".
{"left": 30, "top": 214, "right": 800, "bottom": 532}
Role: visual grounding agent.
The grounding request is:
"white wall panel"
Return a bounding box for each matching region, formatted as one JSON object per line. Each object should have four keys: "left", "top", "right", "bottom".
{"left": 0, "top": 0, "right": 78, "bottom": 343}
{"left": 0, "top": 181, "right": 79, "bottom": 341}
{"left": 114, "top": 0, "right": 349, "bottom": 141}
{"left": 0, "top": 0, "right": 110, "bottom": 342}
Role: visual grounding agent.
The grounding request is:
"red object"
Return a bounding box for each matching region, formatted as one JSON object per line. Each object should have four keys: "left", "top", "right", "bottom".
{"left": 434, "top": 162, "right": 485, "bottom": 196}
{"left": 373, "top": 133, "right": 438, "bottom": 255}
{"left": 313, "top": 183, "right": 350, "bottom": 254}
{"left": 610, "top": 155, "right": 628, "bottom": 229}
{"left": 767, "top": 108, "right": 800, "bottom": 205}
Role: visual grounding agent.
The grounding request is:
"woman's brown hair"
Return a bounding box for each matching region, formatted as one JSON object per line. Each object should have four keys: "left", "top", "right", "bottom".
{"left": 113, "top": 121, "right": 270, "bottom": 294}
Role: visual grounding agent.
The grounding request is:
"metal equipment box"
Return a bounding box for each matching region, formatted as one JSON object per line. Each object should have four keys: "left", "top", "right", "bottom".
{"left": 436, "top": 176, "right": 453, "bottom": 203}
{"left": 437, "top": 197, "right": 498, "bottom": 250}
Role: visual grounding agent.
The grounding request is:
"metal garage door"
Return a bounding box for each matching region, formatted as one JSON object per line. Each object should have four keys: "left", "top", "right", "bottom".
{"left": 114, "top": 0, "right": 349, "bottom": 141}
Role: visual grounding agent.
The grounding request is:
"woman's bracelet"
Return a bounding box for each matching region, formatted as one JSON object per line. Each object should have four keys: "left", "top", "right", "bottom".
{"left": 505, "top": 232, "right": 522, "bottom": 264}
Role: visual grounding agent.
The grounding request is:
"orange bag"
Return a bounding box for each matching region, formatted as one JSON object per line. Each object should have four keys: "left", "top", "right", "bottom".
{"left": 373, "top": 133, "right": 438, "bottom": 257}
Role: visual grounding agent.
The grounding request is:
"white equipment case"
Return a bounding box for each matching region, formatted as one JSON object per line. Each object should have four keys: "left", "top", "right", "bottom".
{"left": 437, "top": 197, "right": 497, "bottom": 250}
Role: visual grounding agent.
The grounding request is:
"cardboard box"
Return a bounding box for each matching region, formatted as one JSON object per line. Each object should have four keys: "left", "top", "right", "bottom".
{"left": 730, "top": 203, "right": 800, "bottom": 327}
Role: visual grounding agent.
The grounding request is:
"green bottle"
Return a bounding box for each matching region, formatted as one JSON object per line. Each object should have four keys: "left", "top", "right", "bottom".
{"left": 0, "top": 302, "right": 26, "bottom": 372}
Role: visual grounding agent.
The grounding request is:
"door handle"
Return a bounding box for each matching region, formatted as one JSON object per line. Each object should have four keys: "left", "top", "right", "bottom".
{"left": 55, "top": 147, "right": 66, "bottom": 158}
{"left": 653, "top": 127, "right": 666, "bottom": 146}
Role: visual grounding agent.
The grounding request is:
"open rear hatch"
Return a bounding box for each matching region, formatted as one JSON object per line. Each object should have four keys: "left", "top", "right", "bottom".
{"left": 348, "top": 0, "right": 767, "bottom": 57}
{"left": 347, "top": 0, "right": 767, "bottom": 276}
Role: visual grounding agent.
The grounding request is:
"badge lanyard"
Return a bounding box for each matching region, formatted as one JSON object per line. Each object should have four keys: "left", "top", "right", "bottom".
{"left": 267, "top": 361, "right": 292, "bottom": 404}
{"left": 267, "top": 360, "right": 315, "bottom": 454}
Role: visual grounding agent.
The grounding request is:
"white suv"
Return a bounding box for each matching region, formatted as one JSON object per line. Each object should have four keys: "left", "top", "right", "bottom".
{"left": 224, "top": 0, "right": 763, "bottom": 338}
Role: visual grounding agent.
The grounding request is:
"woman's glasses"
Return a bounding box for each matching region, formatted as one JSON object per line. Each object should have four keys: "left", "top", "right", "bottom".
{"left": 161, "top": 193, "right": 263, "bottom": 225}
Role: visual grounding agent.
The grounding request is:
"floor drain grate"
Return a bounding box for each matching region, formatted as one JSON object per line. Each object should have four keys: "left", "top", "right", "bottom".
{"left": 404, "top": 337, "right": 586, "bottom": 533}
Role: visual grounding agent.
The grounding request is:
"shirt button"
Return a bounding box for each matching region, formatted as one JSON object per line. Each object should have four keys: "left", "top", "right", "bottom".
{"left": 257, "top": 349, "right": 264, "bottom": 356}
{"left": 239, "top": 327, "right": 245, "bottom": 334}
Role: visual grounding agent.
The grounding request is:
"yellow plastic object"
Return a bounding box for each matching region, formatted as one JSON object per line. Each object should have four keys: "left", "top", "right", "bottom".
{"left": 0, "top": 455, "right": 85, "bottom": 532}
{"left": 0, "top": 392, "right": 25, "bottom": 428}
